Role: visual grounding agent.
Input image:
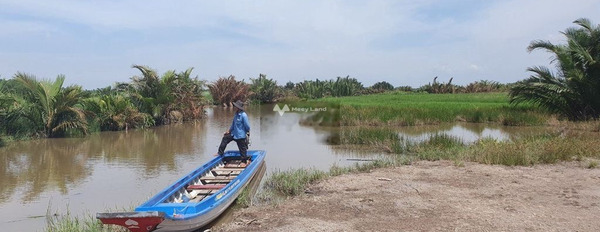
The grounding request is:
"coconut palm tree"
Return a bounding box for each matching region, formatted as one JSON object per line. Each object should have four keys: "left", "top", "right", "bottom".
{"left": 85, "top": 94, "right": 153, "bottom": 131}
{"left": 510, "top": 18, "right": 600, "bottom": 120}
{"left": 9, "top": 73, "right": 87, "bottom": 137}
{"left": 171, "top": 67, "right": 207, "bottom": 120}
{"left": 330, "top": 76, "right": 363, "bottom": 97}
{"left": 130, "top": 65, "right": 206, "bottom": 124}
{"left": 0, "top": 88, "right": 9, "bottom": 140}
{"left": 0, "top": 80, "right": 9, "bottom": 125}
{"left": 250, "top": 74, "right": 279, "bottom": 103}
{"left": 130, "top": 65, "right": 174, "bottom": 124}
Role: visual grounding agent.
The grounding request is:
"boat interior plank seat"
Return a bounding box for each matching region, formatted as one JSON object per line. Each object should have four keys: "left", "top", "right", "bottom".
{"left": 200, "top": 178, "right": 234, "bottom": 184}
{"left": 224, "top": 161, "right": 251, "bottom": 168}
{"left": 189, "top": 189, "right": 217, "bottom": 195}
{"left": 214, "top": 168, "right": 245, "bottom": 171}
{"left": 189, "top": 194, "right": 209, "bottom": 202}
{"left": 211, "top": 170, "right": 241, "bottom": 176}
{"left": 187, "top": 184, "right": 226, "bottom": 190}
{"left": 200, "top": 176, "right": 236, "bottom": 181}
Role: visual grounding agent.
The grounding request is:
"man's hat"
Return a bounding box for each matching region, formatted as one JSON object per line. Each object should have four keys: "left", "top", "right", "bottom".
{"left": 233, "top": 100, "right": 244, "bottom": 111}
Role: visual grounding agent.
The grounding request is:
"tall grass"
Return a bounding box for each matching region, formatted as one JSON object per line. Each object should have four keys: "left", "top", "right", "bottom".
{"left": 462, "top": 135, "right": 600, "bottom": 166}
{"left": 315, "top": 92, "right": 549, "bottom": 126}
{"left": 336, "top": 127, "right": 413, "bottom": 153}
{"left": 336, "top": 128, "right": 464, "bottom": 156}
{"left": 45, "top": 204, "right": 134, "bottom": 232}
{"left": 334, "top": 126, "right": 600, "bottom": 166}
{"left": 412, "top": 134, "right": 465, "bottom": 161}
{"left": 235, "top": 188, "right": 252, "bottom": 208}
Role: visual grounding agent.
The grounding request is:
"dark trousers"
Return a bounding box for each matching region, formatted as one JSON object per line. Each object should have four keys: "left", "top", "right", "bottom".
{"left": 218, "top": 134, "right": 248, "bottom": 159}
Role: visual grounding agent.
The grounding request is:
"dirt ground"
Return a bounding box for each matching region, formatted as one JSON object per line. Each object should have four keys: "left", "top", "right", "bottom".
{"left": 215, "top": 161, "right": 600, "bottom": 232}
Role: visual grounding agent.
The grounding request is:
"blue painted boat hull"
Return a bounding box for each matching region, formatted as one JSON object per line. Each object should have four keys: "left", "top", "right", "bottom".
{"left": 98, "top": 150, "right": 266, "bottom": 232}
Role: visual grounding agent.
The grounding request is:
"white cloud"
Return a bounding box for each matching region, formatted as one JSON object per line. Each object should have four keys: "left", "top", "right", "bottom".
{"left": 0, "top": 0, "right": 599, "bottom": 88}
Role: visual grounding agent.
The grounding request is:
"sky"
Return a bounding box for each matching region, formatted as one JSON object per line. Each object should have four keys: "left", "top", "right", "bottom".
{"left": 1, "top": 0, "right": 599, "bottom": 89}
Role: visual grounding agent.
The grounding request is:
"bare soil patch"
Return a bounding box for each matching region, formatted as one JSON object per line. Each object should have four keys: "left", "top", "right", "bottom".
{"left": 216, "top": 161, "right": 600, "bottom": 231}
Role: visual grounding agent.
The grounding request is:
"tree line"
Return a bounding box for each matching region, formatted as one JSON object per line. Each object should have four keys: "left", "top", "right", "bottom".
{"left": 0, "top": 65, "right": 207, "bottom": 139}
{"left": 0, "top": 67, "right": 511, "bottom": 140}
{"left": 1, "top": 18, "right": 598, "bottom": 142}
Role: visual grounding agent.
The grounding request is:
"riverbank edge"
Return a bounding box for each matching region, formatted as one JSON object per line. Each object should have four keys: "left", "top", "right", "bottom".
{"left": 215, "top": 160, "right": 600, "bottom": 232}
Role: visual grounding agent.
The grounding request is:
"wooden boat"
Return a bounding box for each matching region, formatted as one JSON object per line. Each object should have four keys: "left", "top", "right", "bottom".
{"left": 97, "top": 150, "right": 266, "bottom": 232}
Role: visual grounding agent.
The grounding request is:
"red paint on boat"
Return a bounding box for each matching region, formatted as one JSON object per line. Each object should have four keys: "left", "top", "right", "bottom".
{"left": 97, "top": 212, "right": 164, "bottom": 232}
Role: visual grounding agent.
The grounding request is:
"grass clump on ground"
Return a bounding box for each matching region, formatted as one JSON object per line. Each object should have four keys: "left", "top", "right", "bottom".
{"left": 329, "top": 157, "right": 411, "bottom": 177}
{"left": 46, "top": 213, "right": 123, "bottom": 232}
{"left": 265, "top": 168, "right": 328, "bottom": 196}
{"left": 265, "top": 156, "right": 412, "bottom": 198}
{"left": 45, "top": 204, "right": 132, "bottom": 232}
{"left": 235, "top": 188, "right": 252, "bottom": 208}
{"left": 461, "top": 135, "right": 600, "bottom": 166}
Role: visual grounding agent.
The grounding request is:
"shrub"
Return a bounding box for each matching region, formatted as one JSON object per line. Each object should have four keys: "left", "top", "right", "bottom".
{"left": 465, "top": 80, "right": 505, "bottom": 93}
{"left": 208, "top": 75, "right": 250, "bottom": 106}
{"left": 395, "top": 85, "right": 414, "bottom": 92}
{"left": 371, "top": 81, "right": 394, "bottom": 91}
{"left": 284, "top": 81, "right": 295, "bottom": 90}
{"left": 265, "top": 168, "right": 327, "bottom": 196}
{"left": 418, "top": 76, "right": 457, "bottom": 94}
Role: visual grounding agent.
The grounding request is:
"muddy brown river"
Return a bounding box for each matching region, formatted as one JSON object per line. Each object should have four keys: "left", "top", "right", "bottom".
{"left": 0, "top": 105, "right": 551, "bottom": 231}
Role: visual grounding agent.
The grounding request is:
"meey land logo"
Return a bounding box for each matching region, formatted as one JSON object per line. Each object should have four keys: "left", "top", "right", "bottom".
{"left": 273, "top": 104, "right": 327, "bottom": 116}
{"left": 273, "top": 104, "right": 290, "bottom": 116}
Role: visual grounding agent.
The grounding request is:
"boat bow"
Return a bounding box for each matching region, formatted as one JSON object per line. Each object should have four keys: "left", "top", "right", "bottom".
{"left": 97, "top": 211, "right": 165, "bottom": 232}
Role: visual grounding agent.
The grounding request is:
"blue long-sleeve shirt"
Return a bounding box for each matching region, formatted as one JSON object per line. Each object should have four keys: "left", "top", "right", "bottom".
{"left": 229, "top": 111, "right": 250, "bottom": 139}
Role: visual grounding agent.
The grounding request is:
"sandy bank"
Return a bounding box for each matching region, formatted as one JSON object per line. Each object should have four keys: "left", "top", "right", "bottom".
{"left": 216, "top": 161, "right": 600, "bottom": 231}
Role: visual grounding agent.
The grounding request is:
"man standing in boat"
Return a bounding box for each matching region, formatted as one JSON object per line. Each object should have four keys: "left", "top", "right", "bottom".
{"left": 216, "top": 100, "right": 250, "bottom": 162}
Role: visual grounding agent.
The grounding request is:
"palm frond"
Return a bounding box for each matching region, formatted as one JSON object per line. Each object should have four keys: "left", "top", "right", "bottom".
{"left": 527, "top": 40, "right": 557, "bottom": 53}
{"left": 512, "top": 18, "right": 600, "bottom": 120}
{"left": 574, "top": 18, "right": 593, "bottom": 32}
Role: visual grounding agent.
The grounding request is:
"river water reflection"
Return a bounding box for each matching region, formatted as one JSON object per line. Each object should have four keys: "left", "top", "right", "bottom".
{"left": 0, "top": 105, "right": 552, "bottom": 231}
{"left": 394, "top": 123, "right": 553, "bottom": 144}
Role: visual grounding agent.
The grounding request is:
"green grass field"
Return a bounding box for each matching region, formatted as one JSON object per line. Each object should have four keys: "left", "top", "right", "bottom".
{"left": 308, "top": 92, "right": 549, "bottom": 126}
